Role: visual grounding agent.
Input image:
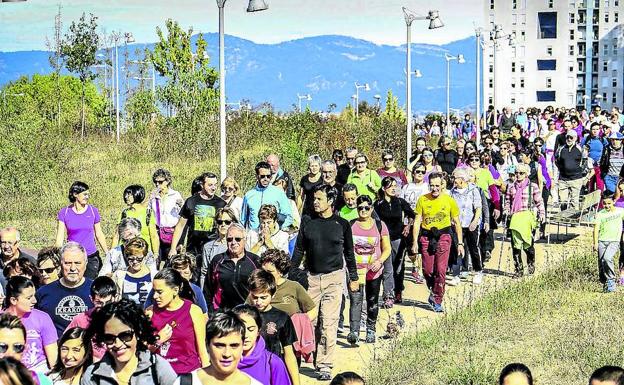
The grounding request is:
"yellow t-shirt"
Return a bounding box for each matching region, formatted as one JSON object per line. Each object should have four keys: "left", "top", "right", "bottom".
{"left": 415, "top": 193, "right": 459, "bottom": 230}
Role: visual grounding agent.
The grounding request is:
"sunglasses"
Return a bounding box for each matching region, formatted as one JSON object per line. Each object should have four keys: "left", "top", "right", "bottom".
{"left": 257, "top": 174, "right": 272, "bottom": 179}
{"left": 444, "top": 142, "right": 452, "bottom": 146}
{"left": 216, "top": 219, "right": 232, "bottom": 225}
{"left": 423, "top": 153, "right": 433, "bottom": 158}
{"left": 153, "top": 179, "right": 166, "bottom": 185}
{"left": 0, "top": 343, "right": 25, "bottom": 354}
{"left": 566, "top": 136, "right": 575, "bottom": 140}
{"left": 383, "top": 157, "right": 393, "bottom": 162}
{"left": 126, "top": 256, "right": 144, "bottom": 263}
{"left": 102, "top": 330, "right": 134, "bottom": 346}
{"left": 414, "top": 170, "right": 426, "bottom": 175}
{"left": 355, "top": 161, "right": 366, "bottom": 165}
{"left": 38, "top": 266, "right": 57, "bottom": 274}
{"left": 226, "top": 237, "right": 243, "bottom": 243}
{"left": 357, "top": 205, "right": 372, "bottom": 211}
{"left": 469, "top": 158, "right": 481, "bottom": 162}
{"left": 222, "top": 186, "right": 236, "bottom": 192}
{"left": 485, "top": 142, "right": 493, "bottom": 145}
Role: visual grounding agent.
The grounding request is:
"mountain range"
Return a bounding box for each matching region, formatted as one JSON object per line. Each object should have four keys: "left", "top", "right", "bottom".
{"left": 0, "top": 33, "right": 478, "bottom": 113}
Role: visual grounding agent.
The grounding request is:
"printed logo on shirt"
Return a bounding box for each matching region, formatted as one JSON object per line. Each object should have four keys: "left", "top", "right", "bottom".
{"left": 23, "top": 341, "right": 40, "bottom": 366}
{"left": 194, "top": 205, "right": 216, "bottom": 232}
{"left": 265, "top": 321, "right": 278, "bottom": 336}
{"left": 55, "top": 295, "right": 89, "bottom": 321}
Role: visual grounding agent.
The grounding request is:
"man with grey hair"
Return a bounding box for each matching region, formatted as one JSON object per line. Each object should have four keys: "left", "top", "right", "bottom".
{"left": 99, "top": 217, "right": 157, "bottom": 276}
{"left": 0, "top": 227, "right": 36, "bottom": 289}
{"left": 321, "top": 159, "right": 345, "bottom": 210}
{"left": 36, "top": 241, "right": 94, "bottom": 335}
{"left": 337, "top": 147, "right": 358, "bottom": 185}
{"left": 202, "top": 223, "right": 259, "bottom": 312}
{"left": 267, "top": 153, "right": 295, "bottom": 200}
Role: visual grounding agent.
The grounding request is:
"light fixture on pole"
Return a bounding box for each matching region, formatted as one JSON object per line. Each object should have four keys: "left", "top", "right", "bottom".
{"left": 297, "top": 93, "right": 312, "bottom": 112}
{"left": 217, "top": 0, "right": 268, "bottom": 181}
{"left": 354, "top": 82, "right": 370, "bottom": 118}
{"left": 403, "top": 7, "right": 443, "bottom": 168}
{"left": 444, "top": 53, "right": 465, "bottom": 136}
{"left": 112, "top": 31, "right": 134, "bottom": 143}
{"left": 374, "top": 94, "right": 381, "bottom": 109}
{"left": 351, "top": 94, "right": 357, "bottom": 112}
{"left": 488, "top": 24, "right": 515, "bottom": 130}
{"left": 130, "top": 60, "right": 156, "bottom": 95}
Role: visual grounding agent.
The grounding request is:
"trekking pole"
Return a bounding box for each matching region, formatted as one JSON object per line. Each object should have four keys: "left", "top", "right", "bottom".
{"left": 496, "top": 213, "right": 509, "bottom": 290}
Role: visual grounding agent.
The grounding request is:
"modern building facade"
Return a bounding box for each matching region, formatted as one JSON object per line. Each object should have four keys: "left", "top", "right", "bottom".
{"left": 484, "top": 0, "right": 624, "bottom": 111}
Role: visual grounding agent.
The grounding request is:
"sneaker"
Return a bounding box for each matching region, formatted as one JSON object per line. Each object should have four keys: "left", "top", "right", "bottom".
{"left": 337, "top": 323, "right": 345, "bottom": 335}
{"left": 365, "top": 329, "right": 376, "bottom": 343}
{"left": 411, "top": 269, "right": 425, "bottom": 284}
{"left": 359, "top": 320, "right": 367, "bottom": 332}
{"left": 527, "top": 265, "right": 535, "bottom": 275}
{"left": 381, "top": 298, "right": 394, "bottom": 309}
{"left": 318, "top": 371, "right": 332, "bottom": 381}
{"left": 395, "top": 311, "right": 405, "bottom": 328}
{"left": 605, "top": 279, "right": 616, "bottom": 293}
{"left": 484, "top": 251, "right": 492, "bottom": 263}
{"left": 459, "top": 271, "right": 470, "bottom": 279}
{"left": 394, "top": 291, "right": 403, "bottom": 304}
{"left": 472, "top": 272, "right": 483, "bottom": 285}
{"left": 427, "top": 294, "right": 435, "bottom": 308}
{"left": 346, "top": 332, "right": 359, "bottom": 345}
{"left": 432, "top": 303, "right": 445, "bottom": 313}
{"left": 447, "top": 276, "right": 461, "bottom": 286}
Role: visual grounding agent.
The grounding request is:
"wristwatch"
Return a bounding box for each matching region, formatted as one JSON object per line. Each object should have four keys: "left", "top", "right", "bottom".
{"left": 457, "top": 243, "right": 464, "bottom": 246}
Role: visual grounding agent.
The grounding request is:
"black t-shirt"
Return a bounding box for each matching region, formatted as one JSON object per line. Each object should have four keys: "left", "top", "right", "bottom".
{"left": 179, "top": 194, "right": 226, "bottom": 254}
{"left": 260, "top": 306, "right": 298, "bottom": 359}
{"left": 336, "top": 164, "right": 352, "bottom": 185}
{"left": 299, "top": 175, "right": 323, "bottom": 216}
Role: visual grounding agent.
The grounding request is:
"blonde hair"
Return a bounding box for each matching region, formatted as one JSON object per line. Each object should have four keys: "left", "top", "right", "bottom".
{"left": 123, "top": 237, "right": 148, "bottom": 258}
{"left": 220, "top": 176, "right": 240, "bottom": 195}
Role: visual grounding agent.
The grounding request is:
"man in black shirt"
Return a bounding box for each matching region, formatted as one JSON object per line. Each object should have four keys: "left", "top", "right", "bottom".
{"left": 169, "top": 172, "right": 226, "bottom": 269}
{"left": 555, "top": 130, "right": 586, "bottom": 210}
{"left": 336, "top": 147, "right": 357, "bottom": 185}
{"left": 291, "top": 184, "right": 358, "bottom": 381}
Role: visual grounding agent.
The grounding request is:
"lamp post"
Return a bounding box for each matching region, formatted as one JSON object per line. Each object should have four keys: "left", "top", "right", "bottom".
{"left": 445, "top": 53, "right": 465, "bottom": 136}
{"left": 489, "top": 24, "right": 515, "bottom": 130}
{"left": 354, "top": 82, "right": 370, "bottom": 118}
{"left": 402, "top": 7, "right": 443, "bottom": 168}
{"left": 130, "top": 60, "right": 156, "bottom": 95}
{"left": 112, "top": 31, "right": 134, "bottom": 142}
{"left": 475, "top": 27, "right": 482, "bottom": 146}
{"left": 374, "top": 94, "right": 381, "bottom": 109}
{"left": 217, "top": 0, "right": 268, "bottom": 181}
{"left": 297, "top": 93, "right": 311, "bottom": 112}
{"left": 351, "top": 94, "right": 357, "bottom": 112}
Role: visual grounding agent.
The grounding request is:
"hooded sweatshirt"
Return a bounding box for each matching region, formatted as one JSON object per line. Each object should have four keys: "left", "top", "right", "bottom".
{"left": 238, "top": 337, "right": 292, "bottom": 385}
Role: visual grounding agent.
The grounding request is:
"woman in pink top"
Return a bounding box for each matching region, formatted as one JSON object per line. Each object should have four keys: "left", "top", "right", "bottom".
{"left": 3, "top": 276, "right": 57, "bottom": 373}
{"left": 149, "top": 268, "right": 209, "bottom": 374}
{"left": 347, "top": 195, "right": 391, "bottom": 345}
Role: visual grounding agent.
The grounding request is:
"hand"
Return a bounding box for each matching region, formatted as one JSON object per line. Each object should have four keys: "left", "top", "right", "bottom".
{"left": 502, "top": 210, "right": 509, "bottom": 218}
{"left": 468, "top": 221, "right": 478, "bottom": 232}
{"left": 493, "top": 209, "right": 501, "bottom": 220}
{"left": 157, "top": 324, "right": 174, "bottom": 344}
{"left": 457, "top": 244, "right": 465, "bottom": 257}
{"left": 402, "top": 225, "right": 410, "bottom": 237}
{"left": 367, "top": 182, "right": 376, "bottom": 191}
{"left": 484, "top": 223, "right": 490, "bottom": 233}
{"left": 175, "top": 198, "right": 184, "bottom": 208}
{"left": 539, "top": 214, "right": 546, "bottom": 223}
{"left": 349, "top": 280, "right": 360, "bottom": 292}
{"left": 370, "top": 259, "right": 382, "bottom": 272}
{"left": 411, "top": 245, "right": 418, "bottom": 255}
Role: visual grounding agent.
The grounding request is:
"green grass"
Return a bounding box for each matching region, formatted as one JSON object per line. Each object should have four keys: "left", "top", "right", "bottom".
{"left": 366, "top": 246, "right": 624, "bottom": 385}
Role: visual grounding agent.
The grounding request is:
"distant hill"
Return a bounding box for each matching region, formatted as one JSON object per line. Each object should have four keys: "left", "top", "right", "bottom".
{"left": 0, "top": 34, "right": 477, "bottom": 113}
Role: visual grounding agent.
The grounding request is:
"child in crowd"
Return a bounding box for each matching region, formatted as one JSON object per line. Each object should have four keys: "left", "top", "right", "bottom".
{"left": 592, "top": 192, "right": 624, "bottom": 293}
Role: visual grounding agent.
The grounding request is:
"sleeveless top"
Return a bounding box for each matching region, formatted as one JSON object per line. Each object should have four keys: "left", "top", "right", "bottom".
{"left": 151, "top": 299, "right": 200, "bottom": 374}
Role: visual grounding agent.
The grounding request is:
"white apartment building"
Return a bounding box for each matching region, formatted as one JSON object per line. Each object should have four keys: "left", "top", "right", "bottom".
{"left": 484, "top": 0, "right": 624, "bottom": 111}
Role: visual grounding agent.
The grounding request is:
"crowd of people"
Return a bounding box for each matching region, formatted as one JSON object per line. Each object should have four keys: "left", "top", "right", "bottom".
{"left": 0, "top": 103, "right": 622, "bottom": 383}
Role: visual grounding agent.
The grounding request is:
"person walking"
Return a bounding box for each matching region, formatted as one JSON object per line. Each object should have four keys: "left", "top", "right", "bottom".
{"left": 592, "top": 192, "right": 624, "bottom": 293}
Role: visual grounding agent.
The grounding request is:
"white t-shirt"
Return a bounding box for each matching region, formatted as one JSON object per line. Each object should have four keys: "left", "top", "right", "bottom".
{"left": 173, "top": 370, "right": 262, "bottom": 385}
{"left": 246, "top": 228, "right": 290, "bottom": 255}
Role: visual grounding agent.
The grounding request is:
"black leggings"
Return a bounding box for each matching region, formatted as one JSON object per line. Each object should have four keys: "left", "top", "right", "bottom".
{"left": 512, "top": 242, "right": 535, "bottom": 272}
{"left": 348, "top": 276, "right": 382, "bottom": 333}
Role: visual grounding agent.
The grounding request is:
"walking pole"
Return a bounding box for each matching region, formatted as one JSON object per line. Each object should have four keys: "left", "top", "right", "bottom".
{"left": 495, "top": 213, "right": 510, "bottom": 290}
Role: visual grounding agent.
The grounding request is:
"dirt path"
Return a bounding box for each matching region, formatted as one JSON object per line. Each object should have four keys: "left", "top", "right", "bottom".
{"left": 299, "top": 224, "right": 590, "bottom": 384}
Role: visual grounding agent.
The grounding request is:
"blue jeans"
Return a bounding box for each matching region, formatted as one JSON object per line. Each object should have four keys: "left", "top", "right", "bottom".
{"left": 604, "top": 174, "right": 619, "bottom": 194}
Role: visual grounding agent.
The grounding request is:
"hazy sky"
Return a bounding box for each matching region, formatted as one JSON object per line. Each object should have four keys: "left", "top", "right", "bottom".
{"left": 0, "top": 0, "right": 483, "bottom": 51}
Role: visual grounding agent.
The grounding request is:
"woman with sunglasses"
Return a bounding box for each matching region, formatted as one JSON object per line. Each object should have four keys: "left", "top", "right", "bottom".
{"left": 377, "top": 150, "right": 408, "bottom": 189}
{"left": 148, "top": 168, "right": 184, "bottom": 261}
{"left": 421, "top": 147, "right": 442, "bottom": 183}
{"left": 374, "top": 177, "right": 415, "bottom": 308}
{"left": 348, "top": 195, "right": 391, "bottom": 343}
{"left": 36, "top": 247, "right": 60, "bottom": 286}
{"left": 200, "top": 208, "right": 237, "bottom": 288}
{"left": 503, "top": 163, "right": 546, "bottom": 278}
{"left": 112, "top": 185, "right": 159, "bottom": 256}
{"left": 494, "top": 141, "right": 519, "bottom": 185}
{"left": 112, "top": 237, "right": 155, "bottom": 307}
{"left": 149, "top": 268, "right": 209, "bottom": 375}
{"left": 3, "top": 276, "right": 57, "bottom": 373}
{"left": 220, "top": 176, "right": 244, "bottom": 221}
{"left": 83, "top": 299, "right": 176, "bottom": 385}
{"left": 48, "top": 327, "right": 92, "bottom": 385}
{"left": 0, "top": 313, "right": 52, "bottom": 384}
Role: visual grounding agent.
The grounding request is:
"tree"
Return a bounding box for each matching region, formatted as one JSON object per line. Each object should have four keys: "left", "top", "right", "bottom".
{"left": 60, "top": 13, "right": 99, "bottom": 137}
{"left": 46, "top": 4, "right": 63, "bottom": 129}
{"left": 149, "top": 19, "right": 218, "bottom": 117}
{"left": 381, "top": 90, "right": 406, "bottom": 123}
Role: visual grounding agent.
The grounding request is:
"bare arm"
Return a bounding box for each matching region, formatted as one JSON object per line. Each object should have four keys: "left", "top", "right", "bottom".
{"left": 411, "top": 214, "right": 423, "bottom": 254}
{"left": 94, "top": 223, "right": 109, "bottom": 254}
{"left": 283, "top": 345, "right": 300, "bottom": 385}
{"left": 190, "top": 304, "right": 210, "bottom": 367}
{"left": 44, "top": 342, "right": 57, "bottom": 369}
{"left": 168, "top": 217, "right": 188, "bottom": 256}
{"left": 55, "top": 221, "right": 66, "bottom": 248}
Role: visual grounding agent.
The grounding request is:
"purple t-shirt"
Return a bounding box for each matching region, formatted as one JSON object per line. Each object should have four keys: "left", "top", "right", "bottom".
{"left": 57, "top": 205, "right": 101, "bottom": 255}
{"left": 21, "top": 309, "right": 58, "bottom": 370}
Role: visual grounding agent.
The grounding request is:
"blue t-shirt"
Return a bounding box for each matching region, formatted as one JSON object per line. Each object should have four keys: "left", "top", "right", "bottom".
{"left": 35, "top": 279, "right": 93, "bottom": 336}
{"left": 122, "top": 272, "right": 153, "bottom": 306}
{"left": 143, "top": 282, "right": 208, "bottom": 313}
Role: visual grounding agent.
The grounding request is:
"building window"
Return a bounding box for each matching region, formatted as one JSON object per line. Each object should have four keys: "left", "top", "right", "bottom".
{"left": 488, "top": 97, "right": 493, "bottom": 104}
{"left": 613, "top": 92, "right": 617, "bottom": 103}
{"left": 569, "top": 45, "right": 575, "bottom": 55}
{"left": 512, "top": 62, "right": 516, "bottom": 72}
{"left": 570, "top": 62, "right": 575, "bottom": 71}
{"left": 604, "top": 61, "right": 609, "bottom": 71}
{"left": 537, "top": 59, "right": 557, "bottom": 70}
{"left": 570, "top": 12, "right": 576, "bottom": 23}
{"left": 489, "top": 64, "right": 494, "bottom": 73}
{"left": 547, "top": 78, "right": 553, "bottom": 88}
{"left": 512, "top": 79, "right": 516, "bottom": 88}
{"left": 613, "top": 77, "right": 618, "bottom": 87}
{"left": 616, "top": 12, "right": 619, "bottom": 22}
{"left": 603, "top": 92, "right": 608, "bottom": 100}
{"left": 521, "top": 30, "right": 526, "bottom": 41}
{"left": 606, "top": 0, "right": 610, "bottom": 6}
{"left": 579, "top": 60, "right": 585, "bottom": 72}
{"left": 616, "top": 0, "right": 620, "bottom": 6}
{"left": 614, "top": 46, "right": 618, "bottom": 55}
{"left": 548, "top": 0, "right": 554, "bottom": 8}
{"left": 521, "top": 14, "right": 527, "bottom": 25}
{"left": 537, "top": 91, "right": 556, "bottom": 101}
{"left": 613, "top": 69, "right": 618, "bottom": 77}
{"left": 538, "top": 12, "right": 558, "bottom": 39}
{"left": 490, "top": 0, "right": 494, "bottom": 9}
{"left": 489, "top": 78, "right": 494, "bottom": 88}
{"left": 605, "top": 44, "right": 609, "bottom": 55}
{"left": 513, "top": 14, "right": 518, "bottom": 25}
{"left": 513, "top": 0, "right": 517, "bottom": 9}
{"left": 547, "top": 46, "right": 553, "bottom": 56}
{"left": 520, "top": 78, "right": 525, "bottom": 88}
{"left": 511, "top": 96, "right": 516, "bottom": 104}
{"left": 520, "top": 63, "right": 525, "bottom": 73}
{"left": 605, "top": 13, "right": 610, "bottom": 23}
{"left": 570, "top": 29, "right": 575, "bottom": 40}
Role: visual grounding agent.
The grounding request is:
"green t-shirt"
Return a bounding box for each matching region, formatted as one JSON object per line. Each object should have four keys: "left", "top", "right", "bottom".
{"left": 595, "top": 208, "right": 624, "bottom": 242}
{"left": 118, "top": 205, "right": 153, "bottom": 250}
{"left": 339, "top": 206, "right": 359, "bottom": 221}
{"left": 474, "top": 168, "right": 495, "bottom": 198}
{"left": 346, "top": 169, "right": 382, "bottom": 199}
{"left": 270, "top": 279, "right": 316, "bottom": 316}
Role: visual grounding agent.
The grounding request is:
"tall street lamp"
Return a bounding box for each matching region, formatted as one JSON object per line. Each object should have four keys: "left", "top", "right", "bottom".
{"left": 217, "top": 0, "right": 268, "bottom": 181}
{"left": 374, "top": 94, "right": 381, "bottom": 109}
{"left": 112, "top": 31, "right": 134, "bottom": 142}
{"left": 354, "top": 82, "right": 370, "bottom": 118}
{"left": 445, "top": 53, "right": 465, "bottom": 136}
{"left": 403, "top": 7, "right": 443, "bottom": 168}
{"left": 489, "top": 24, "right": 515, "bottom": 129}
{"left": 351, "top": 94, "right": 357, "bottom": 113}
{"left": 297, "top": 93, "right": 311, "bottom": 112}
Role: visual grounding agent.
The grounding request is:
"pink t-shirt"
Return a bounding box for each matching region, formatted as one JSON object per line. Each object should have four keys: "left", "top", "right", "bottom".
{"left": 351, "top": 220, "right": 389, "bottom": 283}
{"left": 20, "top": 309, "right": 58, "bottom": 370}
{"left": 66, "top": 309, "right": 106, "bottom": 361}
{"left": 57, "top": 205, "right": 101, "bottom": 255}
